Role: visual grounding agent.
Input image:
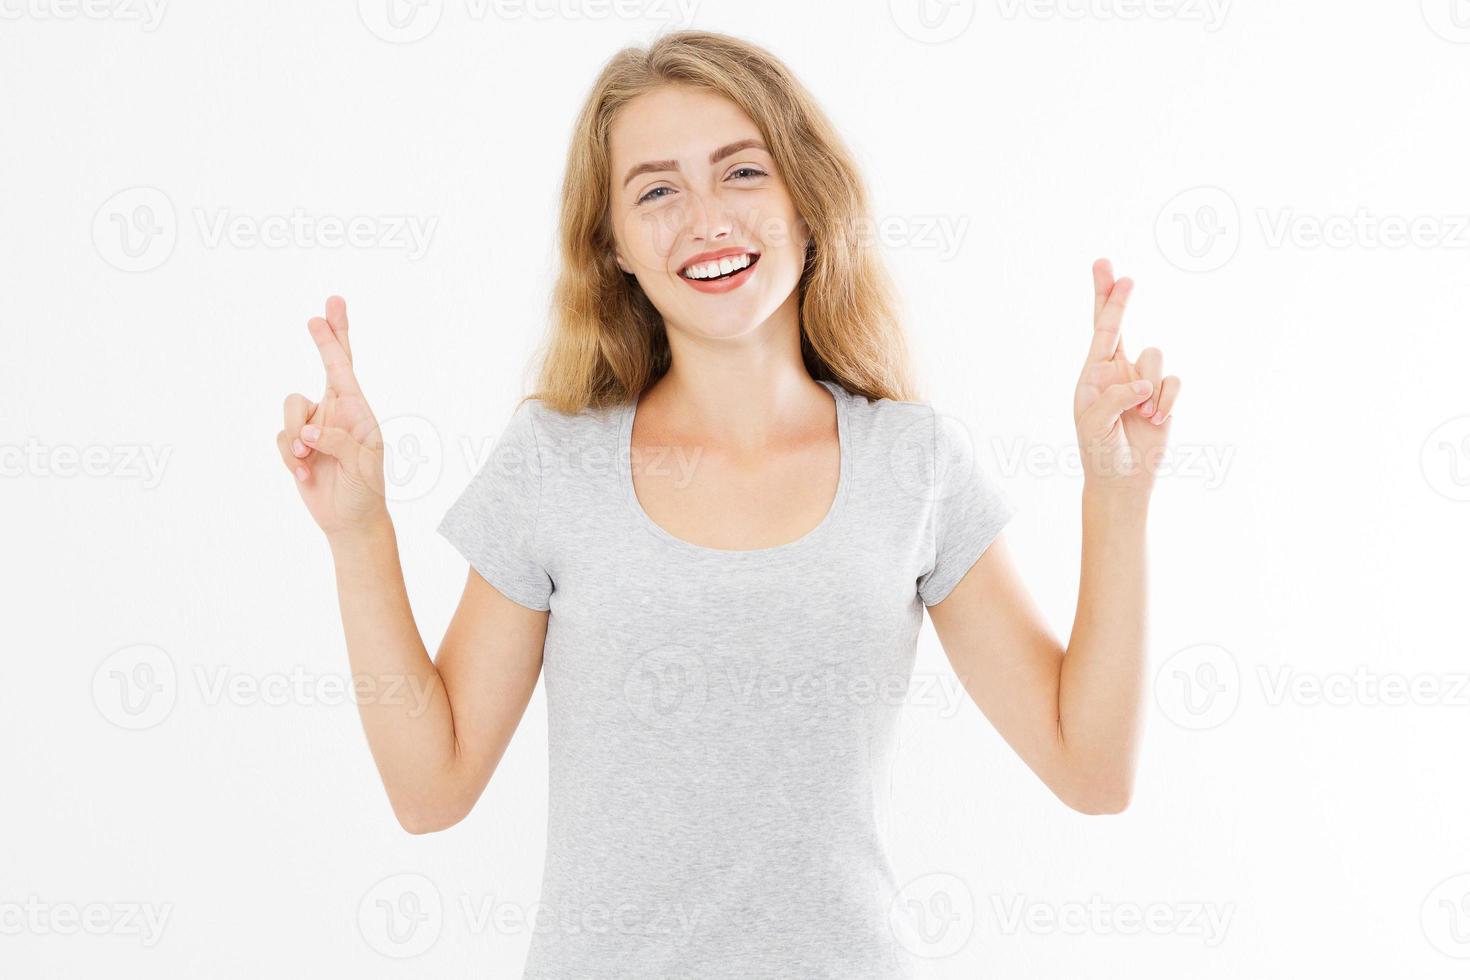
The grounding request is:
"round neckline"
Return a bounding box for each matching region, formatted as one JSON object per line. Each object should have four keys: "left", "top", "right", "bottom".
{"left": 619, "top": 378, "right": 851, "bottom": 559}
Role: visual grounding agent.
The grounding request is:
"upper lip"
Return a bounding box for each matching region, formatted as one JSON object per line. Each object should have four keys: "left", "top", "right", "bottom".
{"left": 678, "top": 247, "right": 760, "bottom": 276}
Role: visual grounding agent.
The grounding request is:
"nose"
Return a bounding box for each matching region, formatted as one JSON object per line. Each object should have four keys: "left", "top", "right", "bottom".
{"left": 685, "top": 185, "right": 734, "bottom": 243}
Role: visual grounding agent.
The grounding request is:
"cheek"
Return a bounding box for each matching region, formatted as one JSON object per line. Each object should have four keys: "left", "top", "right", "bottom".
{"left": 618, "top": 207, "right": 688, "bottom": 273}
{"left": 750, "top": 197, "right": 805, "bottom": 254}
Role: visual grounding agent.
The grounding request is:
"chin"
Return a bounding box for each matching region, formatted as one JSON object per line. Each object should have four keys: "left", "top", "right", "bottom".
{"left": 685, "top": 317, "right": 760, "bottom": 341}
{"left": 688, "top": 302, "right": 779, "bottom": 339}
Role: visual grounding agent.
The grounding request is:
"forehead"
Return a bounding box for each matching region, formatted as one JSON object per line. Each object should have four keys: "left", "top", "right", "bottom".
{"left": 608, "top": 85, "right": 762, "bottom": 167}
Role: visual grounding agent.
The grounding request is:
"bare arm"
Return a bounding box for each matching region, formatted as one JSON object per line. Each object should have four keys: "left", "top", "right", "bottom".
{"left": 276, "top": 295, "right": 546, "bottom": 834}
{"left": 926, "top": 259, "right": 1181, "bottom": 815}
{"left": 928, "top": 492, "right": 1147, "bottom": 814}
{"left": 327, "top": 521, "right": 546, "bottom": 834}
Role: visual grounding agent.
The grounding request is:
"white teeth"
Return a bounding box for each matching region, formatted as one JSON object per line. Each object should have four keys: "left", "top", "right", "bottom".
{"left": 683, "top": 253, "right": 753, "bottom": 279}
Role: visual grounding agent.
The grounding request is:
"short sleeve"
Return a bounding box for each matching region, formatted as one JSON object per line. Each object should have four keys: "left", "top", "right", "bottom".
{"left": 916, "top": 406, "right": 1017, "bottom": 607}
{"left": 436, "top": 399, "right": 553, "bottom": 611}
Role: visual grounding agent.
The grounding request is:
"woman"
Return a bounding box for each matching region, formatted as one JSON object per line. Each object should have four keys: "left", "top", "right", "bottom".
{"left": 275, "top": 29, "right": 1179, "bottom": 979}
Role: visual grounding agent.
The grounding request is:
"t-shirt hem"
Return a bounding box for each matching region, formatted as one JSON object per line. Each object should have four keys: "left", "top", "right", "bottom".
{"left": 918, "top": 505, "right": 1014, "bottom": 607}
{"left": 436, "top": 518, "right": 552, "bottom": 612}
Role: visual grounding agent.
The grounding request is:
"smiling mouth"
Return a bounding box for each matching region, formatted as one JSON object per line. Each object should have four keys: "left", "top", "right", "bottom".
{"left": 679, "top": 252, "right": 761, "bottom": 281}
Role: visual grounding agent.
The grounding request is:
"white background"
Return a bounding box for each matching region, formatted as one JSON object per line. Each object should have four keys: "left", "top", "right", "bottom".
{"left": 3, "top": 1, "right": 1469, "bottom": 976}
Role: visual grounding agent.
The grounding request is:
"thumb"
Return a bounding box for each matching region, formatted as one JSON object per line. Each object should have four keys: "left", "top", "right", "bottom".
{"left": 1085, "top": 379, "right": 1153, "bottom": 435}
{"left": 300, "top": 423, "right": 364, "bottom": 469}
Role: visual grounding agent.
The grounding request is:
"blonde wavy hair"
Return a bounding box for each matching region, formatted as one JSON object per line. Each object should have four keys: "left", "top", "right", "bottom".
{"left": 528, "top": 29, "right": 920, "bottom": 414}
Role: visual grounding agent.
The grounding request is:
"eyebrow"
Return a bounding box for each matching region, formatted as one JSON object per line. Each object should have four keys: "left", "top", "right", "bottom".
{"left": 621, "top": 138, "right": 770, "bottom": 189}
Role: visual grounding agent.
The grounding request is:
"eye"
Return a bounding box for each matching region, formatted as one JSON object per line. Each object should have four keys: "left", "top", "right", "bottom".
{"left": 637, "top": 185, "right": 674, "bottom": 205}
{"left": 635, "top": 167, "right": 767, "bottom": 206}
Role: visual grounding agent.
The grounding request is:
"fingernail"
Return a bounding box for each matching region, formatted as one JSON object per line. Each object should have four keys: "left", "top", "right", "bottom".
{"left": 1132, "top": 380, "right": 1152, "bottom": 394}
{"left": 1139, "top": 402, "right": 1154, "bottom": 416}
{"left": 302, "top": 425, "right": 320, "bottom": 442}
{"left": 292, "top": 438, "right": 307, "bottom": 457}
{"left": 294, "top": 466, "right": 308, "bottom": 482}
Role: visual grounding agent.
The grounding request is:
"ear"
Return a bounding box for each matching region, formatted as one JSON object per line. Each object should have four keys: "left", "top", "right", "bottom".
{"left": 614, "top": 250, "right": 633, "bottom": 275}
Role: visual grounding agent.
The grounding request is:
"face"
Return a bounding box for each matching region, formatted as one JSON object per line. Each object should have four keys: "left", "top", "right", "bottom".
{"left": 608, "top": 85, "right": 810, "bottom": 340}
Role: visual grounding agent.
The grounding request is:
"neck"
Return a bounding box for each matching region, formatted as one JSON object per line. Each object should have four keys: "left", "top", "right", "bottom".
{"left": 647, "top": 290, "right": 827, "bottom": 452}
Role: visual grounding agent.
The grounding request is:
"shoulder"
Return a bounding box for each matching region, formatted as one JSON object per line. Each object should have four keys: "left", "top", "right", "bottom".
{"left": 516, "top": 395, "right": 624, "bottom": 449}
{"left": 830, "top": 382, "right": 1007, "bottom": 515}
{"left": 825, "top": 380, "right": 938, "bottom": 464}
{"left": 506, "top": 396, "right": 627, "bottom": 496}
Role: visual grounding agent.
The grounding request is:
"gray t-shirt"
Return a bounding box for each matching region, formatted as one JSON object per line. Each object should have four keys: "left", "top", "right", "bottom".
{"left": 437, "top": 378, "right": 1015, "bottom": 978}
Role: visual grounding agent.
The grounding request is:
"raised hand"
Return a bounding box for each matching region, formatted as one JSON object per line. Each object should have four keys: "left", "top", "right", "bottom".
{"left": 1072, "top": 259, "right": 1182, "bottom": 495}
{"left": 275, "top": 296, "right": 389, "bottom": 537}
